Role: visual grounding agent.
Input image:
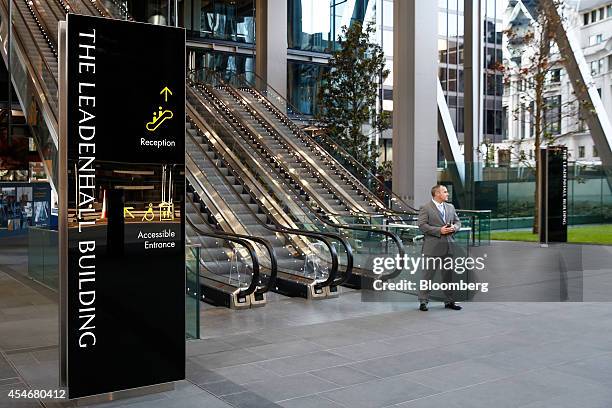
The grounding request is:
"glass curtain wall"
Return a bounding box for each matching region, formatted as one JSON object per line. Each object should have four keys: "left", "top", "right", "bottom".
{"left": 482, "top": 0, "right": 505, "bottom": 143}
{"left": 193, "top": 49, "right": 255, "bottom": 82}
{"left": 288, "top": 0, "right": 376, "bottom": 52}
{"left": 438, "top": 0, "right": 505, "bottom": 143}
{"left": 287, "top": 61, "right": 326, "bottom": 115}
{"left": 184, "top": 0, "right": 255, "bottom": 43}
{"left": 438, "top": 0, "right": 466, "bottom": 138}
{"left": 287, "top": 0, "right": 377, "bottom": 114}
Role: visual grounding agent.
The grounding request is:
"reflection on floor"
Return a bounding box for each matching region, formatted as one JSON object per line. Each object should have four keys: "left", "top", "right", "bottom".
{"left": 1, "top": 236, "right": 612, "bottom": 408}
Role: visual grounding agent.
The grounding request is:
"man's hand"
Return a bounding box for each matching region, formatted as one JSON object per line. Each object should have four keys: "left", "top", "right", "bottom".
{"left": 441, "top": 225, "right": 455, "bottom": 235}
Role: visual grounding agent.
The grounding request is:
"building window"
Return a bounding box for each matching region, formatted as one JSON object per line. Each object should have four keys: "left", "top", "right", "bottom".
{"left": 549, "top": 68, "right": 561, "bottom": 83}
{"left": 591, "top": 10, "right": 597, "bottom": 22}
{"left": 600, "top": 7, "right": 605, "bottom": 20}
{"left": 519, "top": 103, "right": 525, "bottom": 139}
{"left": 544, "top": 95, "right": 561, "bottom": 135}
{"left": 529, "top": 101, "right": 535, "bottom": 138}
{"left": 593, "top": 145, "right": 599, "bottom": 157}
{"left": 185, "top": 0, "right": 255, "bottom": 43}
{"left": 591, "top": 59, "right": 604, "bottom": 75}
{"left": 608, "top": 5, "right": 612, "bottom": 18}
{"left": 583, "top": 13, "right": 589, "bottom": 25}
{"left": 589, "top": 34, "right": 603, "bottom": 45}
{"left": 287, "top": 61, "right": 326, "bottom": 115}
{"left": 192, "top": 49, "right": 255, "bottom": 82}
{"left": 578, "top": 146, "right": 585, "bottom": 158}
{"left": 288, "top": 0, "right": 374, "bottom": 53}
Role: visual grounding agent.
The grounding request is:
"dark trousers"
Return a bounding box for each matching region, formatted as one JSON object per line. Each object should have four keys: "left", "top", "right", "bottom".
{"left": 418, "top": 254, "right": 455, "bottom": 303}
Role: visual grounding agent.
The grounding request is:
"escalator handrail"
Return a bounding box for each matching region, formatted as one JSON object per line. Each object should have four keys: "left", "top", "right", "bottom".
{"left": 186, "top": 191, "right": 278, "bottom": 295}
{"left": 186, "top": 217, "right": 261, "bottom": 298}
{"left": 185, "top": 137, "right": 340, "bottom": 290}
{"left": 215, "top": 68, "right": 419, "bottom": 214}
{"left": 27, "top": 0, "right": 59, "bottom": 58}
{"left": 54, "top": 0, "right": 73, "bottom": 14}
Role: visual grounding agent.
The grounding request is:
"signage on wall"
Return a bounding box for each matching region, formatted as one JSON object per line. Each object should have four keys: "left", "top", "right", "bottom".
{"left": 59, "top": 14, "right": 186, "bottom": 399}
{"left": 539, "top": 146, "right": 568, "bottom": 243}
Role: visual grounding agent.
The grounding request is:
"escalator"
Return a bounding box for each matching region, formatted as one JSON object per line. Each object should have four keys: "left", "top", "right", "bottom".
{"left": 204, "top": 71, "right": 404, "bottom": 216}
{"left": 185, "top": 118, "right": 350, "bottom": 299}
{"left": 190, "top": 69, "right": 432, "bottom": 247}
{"left": 186, "top": 77, "right": 407, "bottom": 289}
{"left": 186, "top": 197, "right": 277, "bottom": 309}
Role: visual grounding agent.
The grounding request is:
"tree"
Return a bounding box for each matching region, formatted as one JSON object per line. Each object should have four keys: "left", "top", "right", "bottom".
{"left": 316, "top": 21, "right": 389, "bottom": 172}
{"left": 501, "top": 1, "right": 593, "bottom": 233}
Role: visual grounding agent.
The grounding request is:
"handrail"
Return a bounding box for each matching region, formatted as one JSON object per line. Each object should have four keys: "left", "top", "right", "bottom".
{"left": 26, "top": 0, "right": 58, "bottom": 59}
{"left": 80, "top": 0, "right": 106, "bottom": 17}
{"left": 186, "top": 131, "right": 341, "bottom": 290}
{"left": 188, "top": 78, "right": 402, "bottom": 281}
{"left": 228, "top": 68, "right": 419, "bottom": 213}
{"left": 54, "top": 0, "right": 72, "bottom": 14}
{"left": 186, "top": 218, "right": 261, "bottom": 297}
{"left": 186, "top": 192, "right": 278, "bottom": 295}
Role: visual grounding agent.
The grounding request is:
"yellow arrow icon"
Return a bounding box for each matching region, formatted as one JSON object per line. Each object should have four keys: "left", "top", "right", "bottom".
{"left": 160, "top": 86, "right": 173, "bottom": 102}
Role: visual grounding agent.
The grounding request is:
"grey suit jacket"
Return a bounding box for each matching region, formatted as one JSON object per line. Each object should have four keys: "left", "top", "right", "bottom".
{"left": 418, "top": 200, "right": 461, "bottom": 256}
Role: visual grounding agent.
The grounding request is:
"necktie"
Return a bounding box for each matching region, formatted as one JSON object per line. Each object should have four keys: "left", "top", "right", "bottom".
{"left": 440, "top": 204, "right": 445, "bottom": 223}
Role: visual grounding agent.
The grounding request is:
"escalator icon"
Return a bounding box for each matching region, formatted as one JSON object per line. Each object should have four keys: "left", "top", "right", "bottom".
{"left": 146, "top": 106, "right": 174, "bottom": 132}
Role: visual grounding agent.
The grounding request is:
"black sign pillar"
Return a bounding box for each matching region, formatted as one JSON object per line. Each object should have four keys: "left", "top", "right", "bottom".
{"left": 539, "top": 146, "right": 568, "bottom": 244}
{"left": 59, "top": 14, "right": 186, "bottom": 399}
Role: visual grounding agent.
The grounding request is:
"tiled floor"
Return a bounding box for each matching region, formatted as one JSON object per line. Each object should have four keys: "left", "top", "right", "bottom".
{"left": 1, "top": 237, "right": 612, "bottom": 408}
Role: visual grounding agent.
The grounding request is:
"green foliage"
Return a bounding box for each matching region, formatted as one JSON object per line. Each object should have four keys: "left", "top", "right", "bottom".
{"left": 316, "top": 21, "right": 389, "bottom": 172}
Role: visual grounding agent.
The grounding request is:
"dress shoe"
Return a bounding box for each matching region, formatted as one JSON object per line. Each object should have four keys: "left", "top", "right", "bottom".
{"left": 419, "top": 302, "right": 428, "bottom": 311}
{"left": 444, "top": 302, "right": 462, "bottom": 310}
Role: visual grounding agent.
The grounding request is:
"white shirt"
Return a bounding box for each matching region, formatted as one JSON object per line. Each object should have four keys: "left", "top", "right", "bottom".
{"left": 432, "top": 199, "right": 446, "bottom": 222}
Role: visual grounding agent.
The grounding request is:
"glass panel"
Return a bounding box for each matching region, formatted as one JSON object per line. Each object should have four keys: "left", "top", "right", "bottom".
{"left": 28, "top": 227, "right": 58, "bottom": 290}
{"left": 288, "top": 0, "right": 375, "bottom": 52}
{"left": 182, "top": 0, "right": 254, "bottom": 43}
{"left": 287, "top": 61, "right": 327, "bottom": 116}
{"left": 185, "top": 245, "right": 200, "bottom": 339}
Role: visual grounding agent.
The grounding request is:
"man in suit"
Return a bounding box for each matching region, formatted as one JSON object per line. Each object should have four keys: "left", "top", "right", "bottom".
{"left": 417, "top": 184, "right": 462, "bottom": 311}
